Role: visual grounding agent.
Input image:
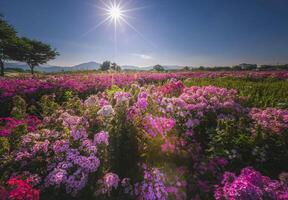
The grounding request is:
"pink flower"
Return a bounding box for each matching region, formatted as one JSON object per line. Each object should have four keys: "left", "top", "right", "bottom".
{"left": 7, "top": 177, "right": 40, "bottom": 200}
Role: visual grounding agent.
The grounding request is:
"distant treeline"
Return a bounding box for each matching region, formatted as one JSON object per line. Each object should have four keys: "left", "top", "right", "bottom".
{"left": 189, "top": 63, "right": 288, "bottom": 71}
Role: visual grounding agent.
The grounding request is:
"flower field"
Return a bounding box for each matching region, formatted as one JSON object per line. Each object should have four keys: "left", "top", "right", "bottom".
{"left": 0, "top": 71, "right": 288, "bottom": 200}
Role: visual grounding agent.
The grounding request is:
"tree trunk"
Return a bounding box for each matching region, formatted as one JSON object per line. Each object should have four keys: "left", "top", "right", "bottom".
{"left": 0, "top": 59, "right": 4, "bottom": 77}
{"left": 29, "top": 64, "right": 34, "bottom": 75}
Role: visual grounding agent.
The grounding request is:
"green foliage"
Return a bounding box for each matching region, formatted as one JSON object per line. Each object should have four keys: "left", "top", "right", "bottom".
{"left": 99, "top": 61, "right": 121, "bottom": 71}
{"left": 182, "top": 66, "right": 190, "bottom": 71}
{"left": 62, "top": 96, "right": 83, "bottom": 115}
{"left": 153, "top": 64, "right": 165, "bottom": 72}
{"left": 207, "top": 117, "right": 288, "bottom": 178}
{"left": 9, "top": 124, "right": 28, "bottom": 151}
{"left": 107, "top": 97, "right": 143, "bottom": 184}
{"left": 100, "top": 60, "right": 111, "bottom": 71}
{"left": 11, "top": 95, "right": 26, "bottom": 119}
{"left": 184, "top": 77, "right": 288, "bottom": 108}
{"left": 39, "top": 95, "right": 59, "bottom": 116}
{"left": 111, "top": 62, "right": 121, "bottom": 71}
{"left": 63, "top": 90, "right": 74, "bottom": 100}
{"left": 208, "top": 118, "right": 253, "bottom": 165}
{"left": 0, "top": 15, "right": 18, "bottom": 76}
{"left": 18, "top": 37, "right": 59, "bottom": 74}
{"left": 106, "top": 85, "right": 123, "bottom": 99}
{"left": 0, "top": 137, "right": 10, "bottom": 155}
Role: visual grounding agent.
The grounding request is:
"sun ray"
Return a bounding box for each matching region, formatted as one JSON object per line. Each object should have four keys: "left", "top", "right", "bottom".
{"left": 82, "top": 0, "right": 155, "bottom": 53}
{"left": 81, "top": 17, "right": 111, "bottom": 37}
{"left": 122, "top": 6, "right": 151, "bottom": 13}
{"left": 121, "top": 18, "right": 156, "bottom": 48}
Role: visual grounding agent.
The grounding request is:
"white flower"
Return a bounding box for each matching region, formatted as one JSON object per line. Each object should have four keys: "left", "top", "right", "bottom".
{"left": 97, "top": 105, "right": 115, "bottom": 117}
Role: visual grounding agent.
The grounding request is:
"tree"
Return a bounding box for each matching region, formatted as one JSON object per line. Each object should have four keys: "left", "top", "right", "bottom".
{"left": 0, "top": 15, "right": 19, "bottom": 76}
{"left": 19, "top": 37, "right": 59, "bottom": 74}
{"left": 232, "top": 65, "right": 242, "bottom": 71}
{"left": 111, "top": 62, "right": 117, "bottom": 70}
{"left": 182, "top": 66, "right": 190, "bottom": 71}
{"left": 111, "top": 62, "right": 121, "bottom": 71}
{"left": 153, "top": 64, "right": 164, "bottom": 72}
{"left": 237, "top": 63, "right": 257, "bottom": 71}
{"left": 100, "top": 60, "right": 111, "bottom": 71}
{"left": 115, "top": 65, "right": 121, "bottom": 71}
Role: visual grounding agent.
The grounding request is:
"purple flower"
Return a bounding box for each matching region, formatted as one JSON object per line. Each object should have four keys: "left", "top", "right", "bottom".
{"left": 215, "top": 167, "right": 288, "bottom": 200}
{"left": 94, "top": 131, "right": 109, "bottom": 146}
{"left": 136, "top": 98, "right": 148, "bottom": 110}
{"left": 71, "top": 128, "right": 87, "bottom": 141}
{"left": 52, "top": 140, "right": 70, "bottom": 154}
{"left": 45, "top": 168, "right": 68, "bottom": 187}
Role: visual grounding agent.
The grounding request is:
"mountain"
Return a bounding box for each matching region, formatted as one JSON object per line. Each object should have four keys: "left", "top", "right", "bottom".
{"left": 4, "top": 61, "right": 101, "bottom": 73}
{"left": 121, "top": 65, "right": 184, "bottom": 70}
{"left": 4, "top": 62, "right": 184, "bottom": 72}
{"left": 71, "top": 61, "right": 100, "bottom": 71}
{"left": 140, "top": 65, "right": 183, "bottom": 70}
{"left": 121, "top": 65, "right": 142, "bottom": 70}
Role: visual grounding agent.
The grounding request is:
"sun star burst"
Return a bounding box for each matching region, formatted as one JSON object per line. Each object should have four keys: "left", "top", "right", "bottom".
{"left": 108, "top": 5, "right": 123, "bottom": 20}
{"left": 82, "top": 0, "right": 154, "bottom": 56}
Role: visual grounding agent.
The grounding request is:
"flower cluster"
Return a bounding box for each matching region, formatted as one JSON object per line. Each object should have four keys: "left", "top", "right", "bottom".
{"left": 161, "top": 85, "right": 241, "bottom": 116}
{"left": 0, "top": 177, "right": 40, "bottom": 200}
{"left": 1, "top": 71, "right": 287, "bottom": 102}
{"left": 1, "top": 76, "right": 288, "bottom": 200}
{"left": 42, "top": 127, "right": 102, "bottom": 196}
{"left": 142, "top": 114, "right": 175, "bottom": 137}
{"left": 114, "top": 91, "right": 131, "bottom": 104}
{"left": 12, "top": 111, "right": 108, "bottom": 196}
{"left": 158, "top": 79, "right": 184, "bottom": 96}
{"left": 132, "top": 165, "right": 169, "bottom": 200}
{"left": 0, "top": 116, "right": 41, "bottom": 137}
{"left": 127, "top": 90, "right": 149, "bottom": 121}
{"left": 97, "top": 105, "right": 115, "bottom": 118}
{"left": 58, "top": 112, "right": 88, "bottom": 130}
{"left": 214, "top": 167, "right": 288, "bottom": 200}
{"left": 96, "top": 172, "right": 120, "bottom": 195}
{"left": 84, "top": 95, "right": 109, "bottom": 107}
{"left": 94, "top": 131, "right": 109, "bottom": 146}
{"left": 136, "top": 91, "right": 149, "bottom": 110}
{"left": 249, "top": 107, "right": 288, "bottom": 134}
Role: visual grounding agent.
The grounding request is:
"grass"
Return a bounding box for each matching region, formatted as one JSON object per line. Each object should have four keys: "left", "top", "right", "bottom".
{"left": 184, "top": 77, "right": 288, "bottom": 108}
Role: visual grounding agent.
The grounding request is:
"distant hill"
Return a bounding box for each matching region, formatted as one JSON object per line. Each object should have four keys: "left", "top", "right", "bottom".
{"left": 4, "top": 62, "right": 101, "bottom": 73}
{"left": 122, "top": 65, "right": 183, "bottom": 70}
{"left": 4, "top": 62, "right": 184, "bottom": 72}
{"left": 71, "top": 61, "right": 101, "bottom": 71}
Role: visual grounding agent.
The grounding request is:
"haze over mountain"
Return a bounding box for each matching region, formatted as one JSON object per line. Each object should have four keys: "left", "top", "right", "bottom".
{"left": 4, "top": 62, "right": 184, "bottom": 72}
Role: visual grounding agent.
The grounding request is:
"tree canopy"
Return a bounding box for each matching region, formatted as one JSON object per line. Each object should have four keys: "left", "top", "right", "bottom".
{"left": 18, "top": 37, "right": 59, "bottom": 74}
{"left": 100, "top": 61, "right": 111, "bottom": 71}
{"left": 153, "top": 64, "right": 165, "bottom": 72}
{"left": 0, "top": 15, "right": 19, "bottom": 76}
{"left": 0, "top": 15, "right": 59, "bottom": 76}
{"left": 100, "top": 61, "right": 121, "bottom": 71}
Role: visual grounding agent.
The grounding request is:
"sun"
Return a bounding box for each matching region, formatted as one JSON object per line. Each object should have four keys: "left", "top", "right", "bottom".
{"left": 108, "top": 5, "right": 123, "bottom": 20}
{"left": 83, "top": 0, "right": 154, "bottom": 56}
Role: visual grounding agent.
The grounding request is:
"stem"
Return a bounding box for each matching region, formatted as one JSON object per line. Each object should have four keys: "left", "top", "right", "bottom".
{"left": 0, "top": 59, "right": 4, "bottom": 77}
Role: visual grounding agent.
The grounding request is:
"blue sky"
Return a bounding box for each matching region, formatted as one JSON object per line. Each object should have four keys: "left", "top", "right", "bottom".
{"left": 1, "top": 0, "right": 288, "bottom": 67}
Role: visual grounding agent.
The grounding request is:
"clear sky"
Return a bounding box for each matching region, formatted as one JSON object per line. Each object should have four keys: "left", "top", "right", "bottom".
{"left": 1, "top": 0, "right": 288, "bottom": 67}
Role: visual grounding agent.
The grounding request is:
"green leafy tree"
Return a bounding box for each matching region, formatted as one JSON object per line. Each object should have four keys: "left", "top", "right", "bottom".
{"left": 153, "top": 64, "right": 165, "bottom": 72}
{"left": 100, "top": 60, "right": 111, "bottom": 71}
{"left": 111, "top": 62, "right": 116, "bottom": 70}
{"left": 19, "top": 37, "right": 59, "bottom": 74}
{"left": 182, "top": 66, "right": 190, "bottom": 71}
{"left": 115, "top": 65, "right": 121, "bottom": 71}
{"left": 111, "top": 62, "right": 121, "bottom": 71}
{"left": 0, "top": 15, "right": 21, "bottom": 76}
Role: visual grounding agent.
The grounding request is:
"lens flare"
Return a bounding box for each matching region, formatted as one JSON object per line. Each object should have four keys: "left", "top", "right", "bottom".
{"left": 108, "top": 5, "right": 122, "bottom": 20}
